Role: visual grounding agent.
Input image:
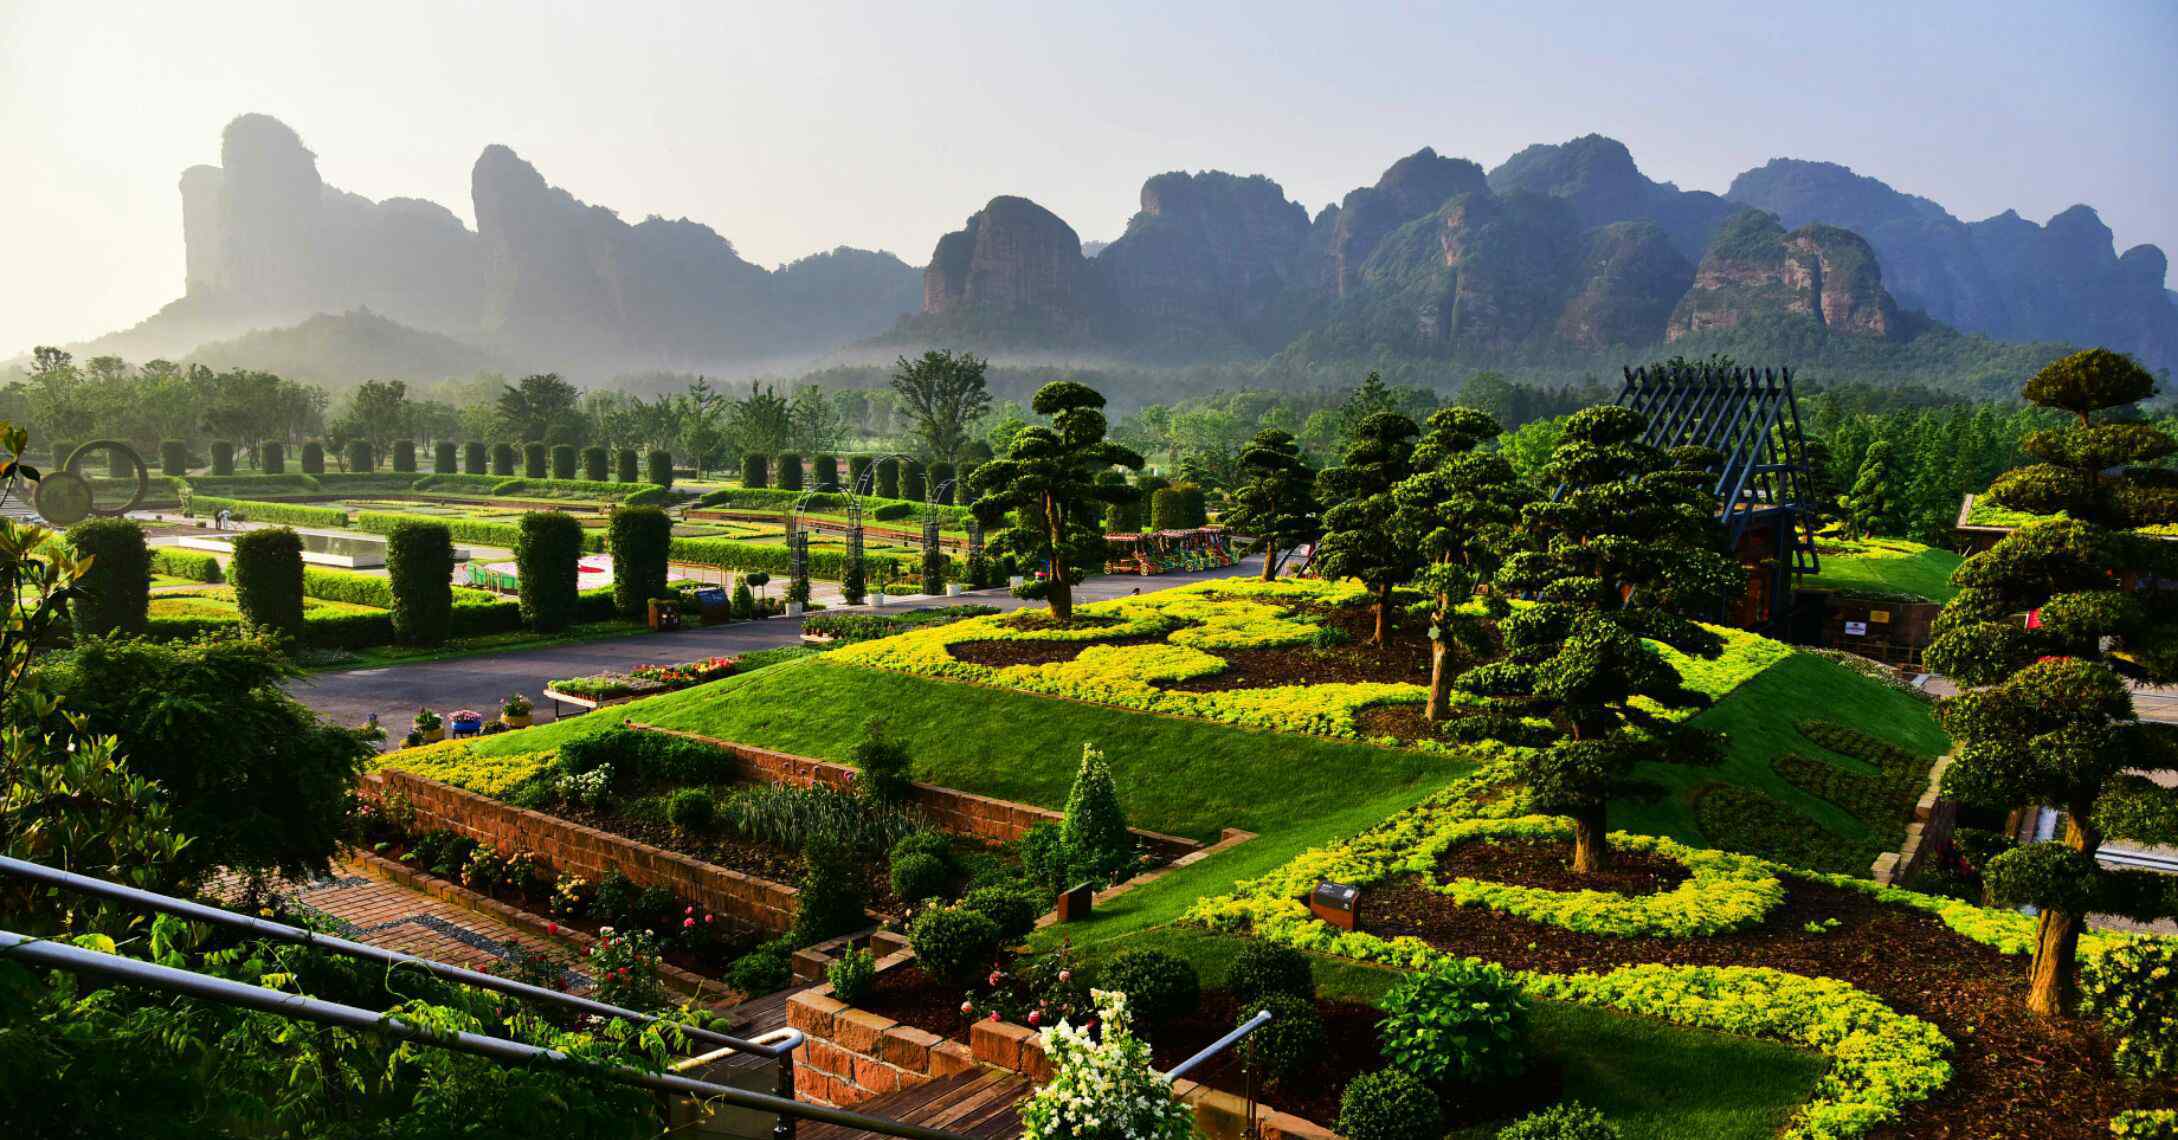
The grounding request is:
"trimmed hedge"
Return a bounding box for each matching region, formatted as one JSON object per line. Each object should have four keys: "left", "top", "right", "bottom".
{"left": 515, "top": 511, "right": 586, "bottom": 631}
{"left": 180, "top": 474, "right": 320, "bottom": 498}
{"left": 434, "top": 441, "right": 458, "bottom": 474}
{"left": 813, "top": 454, "right": 840, "bottom": 492}
{"left": 581, "top": 446, "right": 608, "bottom": 481}
{"left": 615, "top": 449, "right": 638, "bottom": 483}
{"left": 901, "top": 459, "right": 926, "bottom": 504}
{"left": 385, "top": 521, "right": 454, "bottom": 645}
{"left": 492, "top": 442, "right": 517, "bottom": 476}
{"left": 66, "top": 518, "right": 151, "bottom": 637}
{"left": 848, "top": 455, "right": 873, "bottom": 495}
{"left": 523, "top": 442, "right": 547, "bottom": 479}
{"left": 929, "top": 462, "right": 955, "bottom": 505}
{"left": 210, "top": 441, "right": 235, "bottom": 476}
{"left": 151, "top": 548, "right": 222, "bottom": 583}
{"left": 422, "top": 476, "right": 667, "bottom": 505}
{"left": 261, "top": 441, "right": 286, "bottom": 474}
{"left": 693, "top": 486, "right": 974, "bottom": 528}
{"left": 668, "top": 534, "right": 928, "bottom": 582}
{"left": 463, "top": 441, "right": 487, "bottom": 475}
{"left": 551, "top": 444, "right": 577, "bottom": 480}
{"left": 392, "top": 440, "right": 417, "bottom": 473}
{"left": 312, "top": 472, "right": 423, "bottom": 495}
{"left": 230, "top": 526, "right": 305, "bottom": 638}
{"left": 187, "top": 496, "right": 347, "bottom": 529}
{"left": 301, "top": 442, "right": 325, "bottom": 474}
{"left": 609, "top": 506, "right": 672, "bottom": 617}
{"left": 304, "top": 567, "right": 395, "bottom": 608}
{"left": 345, "top": 440, "right": 373, "bottom": 473}
{"left": 776, "top": 453, "right": 803, "bottom": 491}
{"left": 876, "top": 457, "right": 900, "bottom": 499}
{"left": 159, "top": 441, "right": 188, "bottom": 477}
{"left": 354, "top": 509, "right": 606, "bottom": 554}
{"left": 1151, "top": 484, "right": 1208, "bottom": 530}
{"left": 741, "top": 454, "right": 768, "bottom": 489}
{"left": 646, "top": 449, "right": 674, "bottom": 490}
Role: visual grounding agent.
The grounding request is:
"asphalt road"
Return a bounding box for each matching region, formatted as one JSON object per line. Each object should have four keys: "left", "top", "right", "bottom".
{"left": 290, "top": 559, "right": 1264, "bottom": 734}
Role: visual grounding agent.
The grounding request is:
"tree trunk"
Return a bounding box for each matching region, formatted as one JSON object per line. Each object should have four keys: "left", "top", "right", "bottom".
{"left": 1049, "top": 578, "right": 1073, "bottom": 623}
{"left": 2026, "top": 907, "right": 2082, "bottom": 1017}
{"left": 1373, "top": 582, "right": 1392, "bottom": 646}
{"left": 1426, "top": 629, "right": 1452, "bottom": 722}
{"left": 1261, "top": 545, "right": 1279, "bottom": 582}
{"left": 1570, "top": 806, "right": 1609, "bottom": 873}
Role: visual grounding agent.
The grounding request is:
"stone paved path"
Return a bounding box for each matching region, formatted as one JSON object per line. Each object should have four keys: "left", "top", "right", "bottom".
{"left": 263, "top": 861, "right": 589, "bottom": 990}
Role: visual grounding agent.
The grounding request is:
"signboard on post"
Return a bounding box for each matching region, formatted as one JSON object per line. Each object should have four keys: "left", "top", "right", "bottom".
{"left": 1310, "top": 880, "right": 1360, "bottom": 930}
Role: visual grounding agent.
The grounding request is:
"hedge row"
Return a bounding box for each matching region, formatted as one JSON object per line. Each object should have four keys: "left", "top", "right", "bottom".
{"left": 178, "top": 474, "right": 323, "bottom": 498}
{"left": 693, "top": 485, "right": 973, "bottom": 527}
{"left": 230, "top": 527, "right": 305, "bottom": 637}
{"left": 410, "top": 475, "right": 669, "bottom": 504}
{"left": 150, "top": 548, "right": 222, "bottom": 583}
{"left": 667, "top": 535, "right": 934, "bottom": 581}
{"left": 352, "top": 510, "right": 606, "bottom": 554}
{"left": 185, "top": 496, "right": 349, "bottom": 529}
{"left": 147, "top": 582, "right": 621, "bottom": 649}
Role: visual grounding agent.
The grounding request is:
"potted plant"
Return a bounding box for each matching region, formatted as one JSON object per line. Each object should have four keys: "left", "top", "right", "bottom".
{"left": 449, "top": 708, "right": 485, "bottom": 737}
{"left": 872, "top": 565, "right": 891, "bottom": 607}
{"left": 413, "top": 707, "right": 444, "bottom": 743}
{"left": 501, "top": 693, "right": 534, "bottom": 729}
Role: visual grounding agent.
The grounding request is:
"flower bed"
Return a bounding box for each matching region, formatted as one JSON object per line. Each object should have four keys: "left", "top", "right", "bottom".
{"left": 547, "top": 655, "right": 738, "bottom": 705}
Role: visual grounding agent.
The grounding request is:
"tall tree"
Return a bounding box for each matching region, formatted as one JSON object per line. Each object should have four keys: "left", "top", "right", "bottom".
{"left": 496, "top": 373, "right": 584, "bottom": 444}
{"left": 1315, "top": 411, "right": 1422, "bottom": 645}
{"left": 1925, "top": 348, "right": 2178, "bottom": 1017}
{"left": 1839, "top": 439, "right": 1899, "bottom": 538}
{"left": 891, "top": 350, "right": 992, "bottom": 463}
{"left": 1221, "top": 429, "right": 1321, "bottom": 582}
{"left": 723, "top": 379, "right": 789, "bottom": 463}
{"left": 1455, "top": 404, "right": 1740, "bottom": 873}
{"left": 789, "top": 385, "right": 846, "bottom": 453}
{"left": 1393, "top": 407, "right": 1531, "bottom": 721}
{"left": 329, "top": 379, "right": 412, "bottom": 456}
{"left": 968, "top": 381, "right": 1142, "bottom": 622}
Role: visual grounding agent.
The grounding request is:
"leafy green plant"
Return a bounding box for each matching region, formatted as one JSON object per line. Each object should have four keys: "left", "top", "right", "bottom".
{"left": 1227, "top": 941, "right": 1314, "bottom": 1007}
{"left": 1243, "top": 992, "right": 1325, "bottom": 1083}
{"left": 607, "top": 506, "right": 672, "bottom": 618}
{"left": 587, "top": 926, "right": 668, "bottom": 1011}
{"left": 515, "top": 510, "right": 585, "bottom": 632}
{"left": 960, "top": 885, "right": 1042, "bottom": 942}
{"left": 229, "top": 525, "right": 305, "bottom": 638}
{"left": 385, "top": 521, "right": 454, "bottom": 645}
{"left": 1495, "top": 1101, "right": 1623, "bottom": 1140}
{"left": 827, "top": 947, "right": 877, "bottom": 1005}
{"left": 65, "top": 517, "right": 151, "bottom": 637}
{"left": 729, "top": 937, "right": 795, "bottom": 996}
{"left": 1060, "top": 744, "right": 1134, "bottom": 885}
{"left": 907, "top": 902, "right": 1000, "bottom": 985}
{"left": 1098, "top": 948, "right": 1198, "bottom": 1031}
{"left": 793, "top": 838, "right": 869, "bottom": 945}
{"left": 1336, "top": 1067, "right": 1443, "bottom": 1140}
{"left": 850, "top": 716, "right": 914, "bottom": 804}
{"left": 889, "top": 852, "right": 951, "bottom": 907}
{"left": 1378, "top": 958, "right": 1528, "bottom": 1086}
{"left": 1018, "top": 990, "right": 1193, "bottom": 1140}
{"left": 665, "top": 788, "right": 715, "bottom": 833}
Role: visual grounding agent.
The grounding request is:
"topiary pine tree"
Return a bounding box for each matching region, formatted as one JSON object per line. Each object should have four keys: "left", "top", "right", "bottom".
{"left": 1059, "top": 743, "right": 1133, "bottom": 885}
{"left": 1392, "top": 406, "right": 1531, "bottom": 722}
{"left": 1315, "top": 411, "right": 1423, "bottom": 645}
{"left": 1839, "top": 440, "right": 1900, "bottom": 539}
{"left": 1223, "top": 429, "right": 1321, "bottom": 582}
{"left": 1454, "top": 404, "right": 1741, "bottom": 873}
{"left": 967, "top": 381, "right": 1143, "bottom": 622}
{"left": 1924, "top": 347, "right": 2178, "bottom": 1017}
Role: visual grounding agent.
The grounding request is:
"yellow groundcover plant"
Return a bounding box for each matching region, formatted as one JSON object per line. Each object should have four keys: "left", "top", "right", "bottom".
{"left": 374, "top": 740, "right": 558, "bottom": 798}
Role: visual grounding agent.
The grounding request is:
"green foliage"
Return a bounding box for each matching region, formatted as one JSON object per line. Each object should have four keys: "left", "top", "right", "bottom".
{"left": 151, "top": 547, "right": 221, "bottom": 583}
{"left": 1098, "top": 948, "right": 1199, "bottom": 1028}
{"left": 514, "top": 511, "right": 585, "bottom": 632}
{"left": 1060, "top": 743, "right": 1134, "bottom": 884}
{"left": 1223, "top": 429, "right": 1322, "bottom": 575}
{"left": 1839, "top": 440, "right": 1900, "bottom": 539}
{"left": 523, "top": 441, "right": 547, "bottom": 479}
{"left": 1496, "top": 1102, "right": 1624, "bottom": 1140}
{"left": 2083, "top": 940, "right": 2178, "bottom": 1081}
{"left": 827, "top": 947, "right": 878, "bottom": 1004}
{"left": 929, "top": 461, "right": 955, "bottom": 504}
{"left": 549, "top": 443, "right": 575, "bottom": 479}
{"left": 1378, "top": 958, "right": 1528, "bottom": 1085}
{"left": 848, "top": 455, "right": 874, "bottom": 495}
{"left": 794, "top": 837, "right": 870, "bottom": 945}
{"left": 875, "top": 457, "right": 901, "bottom": 499}
{"left": 1336, "top": 1067, "right": 1444, "bottom": 1140}
{"left": 776, "top": 452, "right": 803, "bottom": 491}
{"left": 66, "top": 518, "right": 151, "bottom": 638}
{"left": 813, "top": 454, "right": 840, "bottom": 491}
{"left": 1691, "top": 785, "right": 1873, "bottom": 875}
{"left": 1316, "top": 407, "right": 1423, "bottom": 637}
{"left": 492, "top": 442, "right": 516, "bottom": 476}
{"left": 300, "top": 440, "right": 324, "bottom": 474}
{"left": 187, "top": 495, "right": 346, "bottom": 528}
{"left": 907, "top": 900, "right": 1000, "bottom": 984}
{"left": 889, "top": 852, "right": 951, "bottom": 905}
{"left": 614, "top": 448, "right": 638, "bottom": 482}
{"left": 891, "top": 349, "right": 992, "bottom": 463}
{"left": 345, "top": 439, "right": 373, "bottom": 472}
{"left": 229, "top": 526, "right": 305, "bottom": 638}
{"left": 665, "top": 787, "right": 716, "bottom": 832}
{"left": 730, "top": 938, "right": 796, "bottom": 996}
{"left": 730, "top": 577, "right": 756, "bottom": 619}
{"left": 385, "top": 521, "right": 454, "bottom": 645}
{"left": 901, "top": 458, "right": 927, "bottom": 503}
{"left": 463, "top": 441, "right": 487, "bottom": 474}
{"left": 960, "top": 884, "right": 1041, "bottom": 942}
{"left": 1244, "top": 991, "right": 1326, "bottom": 1082}
{"left": 390, "top": 439, "right": 416, "bottom": 473}
{"left": 967, "top": 381, "right": 1144, "bottom": 618}
{"left": 646, "top": 449, "right": 674, "bottom": 489}
{"left": 1148, "top": 482, "right": 1207, "bottom": 530}
{"left": 849, "top": 715, "right": 914, "bottom": 804}
{"left": 429, "top": 440, "right": 454, "bottom": 474}
{"left": 607, "top": 506, "right": 672, "bottom": 618}
{"left": 158, "top": 440, "right": 187, "bottom": 476}
{"left": 1982, "top": 841, "right": 2100, "bottom": 913}
{"left": 801, "top": 605, "right": 999, "bottom": 645}
{"left": 741, "top": 453, "right": 768, "bottom": 488}
{"left": 260, "top": 440, "right": 286, "bottom": 474}
{"left": 1227, "top": 940, "right": 1315, "bottom": 1007}
{"left": 211, "top": 440, "right": 235, "bottom": 475}
{"left": 580, "top": 445, "right": 607, "bottom": 480}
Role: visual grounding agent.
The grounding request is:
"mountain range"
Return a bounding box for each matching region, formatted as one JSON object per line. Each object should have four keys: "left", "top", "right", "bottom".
{"left": 70, "top": 118, "right": 2177, "bottom": 387}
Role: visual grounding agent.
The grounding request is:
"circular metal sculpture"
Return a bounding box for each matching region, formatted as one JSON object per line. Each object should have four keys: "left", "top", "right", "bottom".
{"left": 61, "top": 439, "right": 149, "bottom": 518}
{"left": 31, "top": 471, "right": 95, "bottom": 526}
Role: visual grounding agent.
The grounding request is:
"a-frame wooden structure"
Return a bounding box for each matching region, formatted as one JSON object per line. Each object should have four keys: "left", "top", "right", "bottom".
{"left": 1614, "top": 361, "right": 1820, "bottom": 632}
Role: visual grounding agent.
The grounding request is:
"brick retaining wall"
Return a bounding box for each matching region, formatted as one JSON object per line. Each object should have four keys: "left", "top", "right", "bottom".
{"left": 360, "top": 769, "right": 800, "bottom": 932}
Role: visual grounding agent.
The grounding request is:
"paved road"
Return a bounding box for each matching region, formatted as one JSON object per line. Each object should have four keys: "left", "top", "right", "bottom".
{"left": 291, "top": 558, "right": 1265, "bottom": 734}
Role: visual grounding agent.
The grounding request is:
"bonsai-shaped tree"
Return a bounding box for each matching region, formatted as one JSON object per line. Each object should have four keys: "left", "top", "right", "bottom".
{"left": 1924, "top": 348, "right": 2178, "bottom": 1017}
{"left": 1839, "top": 440, "right": 1900, "bottom": 539}
{"left": 1455, "top": 404, "right": 1741, "bottom": 872}
{"left": 967, "top": 381, "right": 1143, "bottom": 621}
{"left": 1315, "top": 411, "right": 1422, "bottom": 645}
{"left": 1392, "top": 406, "right": 1531, "bottom": 721}
{"left": 1221, "top": 428, "right": 1321, "bottom": 582}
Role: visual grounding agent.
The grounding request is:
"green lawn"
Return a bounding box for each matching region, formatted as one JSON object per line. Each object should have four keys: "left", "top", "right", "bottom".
{"left": 1801, "top": 537, "right": 1964, "bottom": 602}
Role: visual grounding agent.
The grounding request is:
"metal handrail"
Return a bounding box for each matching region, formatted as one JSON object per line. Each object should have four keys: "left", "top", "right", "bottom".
{"left": 0, "top": 855, "right": 786, "bottom": 1057}
{"left": 1, "top": 930, "right": 974, "bottom": 1140}
{"left": 1165, "top": 1007, "right": 1271, "bottom": 1081}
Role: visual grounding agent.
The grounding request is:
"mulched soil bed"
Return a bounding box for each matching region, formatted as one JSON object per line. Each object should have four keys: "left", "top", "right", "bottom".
{"left": 1434, "top": 838, "right": 1691, "bottom": 897}
{"left": 858, "top": 963, "right": 975, "bottom": 1042}
{"left": 1361, "top": 845, "right": 2177, "bottom": 1139}
{"left": 548, "top": 800, "right": 903, "bottom": 912}
{"left": 1157, "top": 603, "right": 1438, "bottom": 693}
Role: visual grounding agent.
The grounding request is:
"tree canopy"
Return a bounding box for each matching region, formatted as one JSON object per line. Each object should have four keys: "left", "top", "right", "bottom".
{"left": 891, "top": 350, "right": 993, "bottom": 464}
{"left": 967, "top": 380, "right": 1142, "bottom": 621}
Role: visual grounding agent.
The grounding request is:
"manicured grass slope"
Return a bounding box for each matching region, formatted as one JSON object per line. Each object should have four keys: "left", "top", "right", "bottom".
{"left": 1801, "top": 538, "right": 1964, "bottom": 602}
{"left": 1612, "top": 653, "right": 1949, "bottom": 854}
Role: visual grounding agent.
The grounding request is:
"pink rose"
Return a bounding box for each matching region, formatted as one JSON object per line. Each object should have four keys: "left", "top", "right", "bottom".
{"left": 959, "top": 1001, "right": 974, "bottom": 1015}
{"left": 1057, "top": 970, "right": 1071, "bottom": 983}
{"left": 987, "top": 1012, "right": 1000, "bottom": 1022}
{"left": 683, "top": 917, "right": 695, "bottom": 928}
{"left": 1026, "top": 1010, "right": 1041, "bottom": 1026}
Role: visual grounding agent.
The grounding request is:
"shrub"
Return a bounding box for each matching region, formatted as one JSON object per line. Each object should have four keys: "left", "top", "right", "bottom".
{"left": 876, "top": 457, "right": 900, "bottom": 499}
{"left": 813, "top": 454, "right": 840, "bottom": 491}
{"left": 740, "top": 453, "right": 768, "bottom": 489}
{"left": 492, "top": 442, "right": 517, "bottom": 476}
{"left": 580, "top": 446, "right": 608, "bottom": 481}
{"left": 1336, "top": 1068, "right": 1443, "bottom": 1140}
{"left": 229, "top": 526, "right": 305, "bottom": 638}
{"left": 1019, "top": 990, "right": 1195, "bottom": 1140}
{"left": 1495, "top": 1102, "right": 1623, "bottom": 1140}
{"left": 614, "top": 448, "right": 638, "bottom": 483}
{"left": 608, "top": 506, "right": 672, "bottom": 618}
{"left": 827, "top": 948, "right": 877, "bottom": 1004}
{"left": 840, "top": 553, "right": 867, "bottom": 605}
{"left": 871, "top": 501, "right": 913, "bottom": 522}
{"left": 729, "top": 938, "right": 796, "bottom": 996}
{"left": 793, "top": 838, "right": 870, "bottom": 945}
{"left": 385, "top": 521, "right": 454, "bottom": 645}
{"left": 907, "top": 903, "right": 1000, "bottom": 985}
{"left": 848, "top": 455, "right": 873, "bottom": 494}
{"left": 961, "top": 885, "right": 1042, "bottom": 942}
{"left": 646, "top": 449, "right": 674, "bottom": 489}
{"left": 260, "top": 441, "right": 286, "bottom": 474}
{"left": 776, "top": 452, "right": 803, "bottom": 491}
{"left": 731, "top": 577, "right": 755, "bottom": 620}
{"left": 1378, "top": 959, "right": 1528, "bottom": 1086}
{"left": 849, "top": 716, "right": 914, "bottom": 804}
{"left": 463, "top": 441, "right": 487, "bottom": 474}
{"left": 341, "top": 440, "right": 372, "bottom": 472}
{"left": 1228, "top": 941, "right": 1315, "bottom": 1007}
{"left": 2085, "top": 940, "right": 2178, "bottom": 1080}
{"left": 515, "top": 511, "right": 585, "bottom": 632}
{"left": 550, "top": 443, "right": 576, "bottom": 479}
{"left": 890, "top": 830, "right": 955, "bottom": 869}
{"left": 901, "top": 459, "right": 926, "bottom": 503}
{"left": 666, "top": 788, "right": 716, "bottom": 833}
{"left": 1245, "top": 992, "right": 1326, "bottom": 1083}
{"left": 523, "top": 442, "right": 547, "bottom": 479}
{"left": 1018, "top": 823, "right": 1072, "bottom": 895}
{"left": 186, "top": 496, "right": 346, "bottom": 529}
{"left": 391, "top": 440, "right": 417, "bottom": 473}
{"left": 210, "top": 440, "right": 235, "bottom": 476}
{"left": 151, "top": 547, "right": 221, "bottom": 583}
{"left": 301, "top": 441, "right": 325, "bottom": 474}
{"left": 927, "top": 461, "right": 956, "bottom": 505}
{"left": 1099, "top": 949, "right": 1199, "bottom": 1030}
{"left": 889, "top": 852, "right": 951, "bottom": 906}
{"left": 1061, "top": 745, "right": 1134, "bottom": 885}
{"left": 1150, "top": 484, "right": 1208, "bottom": 530}
{"left": 433, "top": 441, "right": 457, "bottom": 474}
{"left": 159, "top": 440, "right": 188, "bottom": 476}
{"left": 66, "top": 518, "right": 150, "bottom": 637}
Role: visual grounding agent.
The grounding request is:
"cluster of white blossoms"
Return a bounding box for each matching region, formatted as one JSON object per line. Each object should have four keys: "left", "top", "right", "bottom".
{"left": 1018, "top": 989, "right": 1195, "bottom": 1140}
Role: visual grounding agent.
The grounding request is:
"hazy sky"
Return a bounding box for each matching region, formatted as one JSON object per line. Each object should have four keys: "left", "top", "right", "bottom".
{"left": 3, "top": 0, "right": 2174, "bottom": 357}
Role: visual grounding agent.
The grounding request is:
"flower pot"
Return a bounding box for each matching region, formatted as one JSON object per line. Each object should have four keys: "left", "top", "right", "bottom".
{"left": 785, "top": 601, "right": 804, "bottom": 617}
{"left": 420, "top": 726, "right": 446, "bottom": 743}
{"left": 872, "top": 592, "right": 888, "bottom": 607}
{"left": 1008, "top": 575, "right": 1024, "bottom": 589}
{"left": 945, "top": 583, "right": 963, "bottom": 597}
{"left": 502, "top": 713, "right": 532, "bottom": 729}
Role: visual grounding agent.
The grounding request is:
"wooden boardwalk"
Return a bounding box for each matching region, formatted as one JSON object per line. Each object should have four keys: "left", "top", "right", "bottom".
{"left": 796, "top": 1070, "right": 1027, "bottom": 1139}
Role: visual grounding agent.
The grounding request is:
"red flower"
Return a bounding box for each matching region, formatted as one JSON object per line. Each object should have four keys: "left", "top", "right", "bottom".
{"left": 987, "top": 1011, "right": 1000, "bottom": 1022}
{"left": 683, "top": 917, "right": 696, "bottom": 928}
{"left": 545, "top": 922, "right": 558, "bottom": 935}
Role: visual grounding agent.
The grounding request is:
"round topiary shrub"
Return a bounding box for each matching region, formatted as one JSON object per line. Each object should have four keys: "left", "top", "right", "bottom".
{"left": 615, "top": 448, "right": 639, "bottom": 483}
{"left": 260, "top": 440, "right": 286, "bottom": 474}
{"left": 813, "top": 454, "right": 840, "bottom": 491}
{"left": 907, "top": 903, "right": 1000, "bottom": 985}
{"left": 435, "top": 441, "right": 458, "bottom": 474}
{"left": 1228, "top": 941, "right": 1315, "bottom": 1007}
{"left": 159, "top": 440, "right": 188, "bottom": 477}
{"left": 346, "top": 440, "right": 373, "bottom": 472}
{"left": 889, "top": 830, "right": 955, "bottom": 869}
{"left": 515, "top": 510, "right": 585, "bottom": 632}
{"left": 1336, "top": 1068, "right": 1443, "bottom": 1140}
{"left": 848, "top": 455, "right": 873, "bottom": 495}
{"left": 776, "top": 453, "right": 803, "bottom": 491}
{"left": 889, "top": 852, "right": 951, "bottom": 906}
{"left": 666, "top": 788, "right": 716, "bottom": 832}
{"left": 794, "top": 838, "right": 869, "bottom": 945}
{"left": 1245, "top": 992, "right": 1327, "bottom": 1084}
{"left": 729, "top": 939, "right": 794, "bottom": 996}
{"left": 1378, "top": 958, "right": 1528, "bottom": 1086}
{"left": 646, "top": 449, "right": 674, "bottom": 490}
{"left": 1099, "top": 948, "right": 1199, "bottom": 1030}
{"left": 959, "top": 885, "right": 1041, "bottom": 942}
{"left": 581, "top": 446, "right": 608, "bottom": 481}
{"left": 1151, "top": 483, "right": 1208, "bottom": 530}
{"left": 608, "top": 505, "right": 671, "bottom": 618}
{"left": 929, "top": 462, "right": 955, "bottom": 505}
{"left": 65, "top": 518, "right": 150, "bottom": 638}
{"left": 229, "top": 526, "right": 305, "bottom": 639}
{"left": 463, "top": 441, "right": 487, "bottom": 475}
{"left": 523, "top": 442, "right": 547, "bottom": 479}
{"left": 875, "top": 457, "right": 900, "bottom": 499}
{"left": 2085, "top": 940, "right": 2178, "bottom": 1080}
{"left": 301, "top": 441, "right": 325, "bottom": 474}
{"left": 210, "top": 441, "right": 236, "bottom": 476}
{"left": 741, "top": 454, "right": 768, "bottom": 489}
{"left": 385, "top": 521, "right": 454, "bottom": 646}
{"left": 1495, "top": 1102, "right": 1622, "bottom": 1140}
{"left": 392, "top": 440, "right": 417, "bottom": 473}
{"left": 492, "top": 442, "right": 517, "bottom": 476}
{"left": 550, "top": 444, "right": 576, "bottom": 480}
{"left": 901, "top": 459, "right": 926, "bottom": 503}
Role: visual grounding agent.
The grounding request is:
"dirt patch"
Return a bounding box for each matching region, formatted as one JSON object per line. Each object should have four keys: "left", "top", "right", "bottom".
{"left": 552, "top": 802, "right": 807, "bottom": 884}
{"left": 1361, "top": 877, "right": 2171, "bottom": 1138}
{"left": 997, "top": 612, "right": 1126, "bottom": 634}
{"left": 858, "top": 962, "right": 975, "bottom": 1042}
{"left": 1434, "top": 838, "right": 1692, "bottom": 897}
{"left": 946, "top": 633, "right": 1161, "bottom": 668}
{"left": 1156, "top": 603, "right": 1444, "bottom": 693}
